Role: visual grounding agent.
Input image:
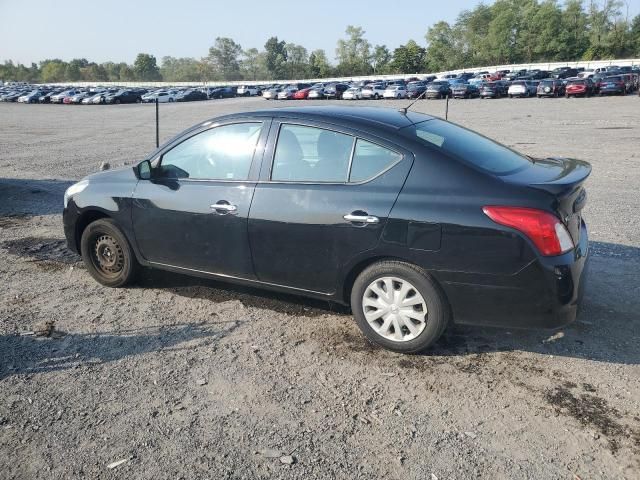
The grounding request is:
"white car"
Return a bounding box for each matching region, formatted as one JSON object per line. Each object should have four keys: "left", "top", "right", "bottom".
{"left": 277, "top": 88, "right": 297, "bottom": 100}
{"left": 383, "top": 85, "right": 408, "bottom": 99}
{"left": 307, "top": 88, "right": 324, "bottom": 99}
{"left": 361, "top": 84, "right": 385, "bottom": 99}
{"left": 508, "top": 81, "right": 536, "bottom": 98}
{"left": 342, "top": 87, "right": 362, "bottom": 100}
{"left": 236, "top": 85, "right": 259, "bottom": 96}
{"left": 143, "top": 90, "right": 178, "bottom": 103}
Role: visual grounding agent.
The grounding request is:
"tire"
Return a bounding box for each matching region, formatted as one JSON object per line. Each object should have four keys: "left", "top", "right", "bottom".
{"left": 169, "top": 98, "right": 174, "bottom": 102}
{"left": 80, "top": 218, "right": 137, "bottom": 288}
{"left": 350, "top": 261, "right": 450, "bottom": 354}
{"left": 374, "top": 93, "right": 379, "bottom": 100}
{"left": 565, "top": 93, "right": 570, "bottom": 98}
{"left": 115, "top": 99, "right": 121, "bottom": 104}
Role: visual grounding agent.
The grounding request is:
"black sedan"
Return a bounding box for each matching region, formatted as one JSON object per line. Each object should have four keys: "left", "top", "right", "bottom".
{"left": 63, "top": 107, "right": 590, "bottom": 353}
{"left": 176, "top": 89, "right": 208, "bottom": 102}
{"left": 105, "top": 90, "right": 142, "bottom": 104}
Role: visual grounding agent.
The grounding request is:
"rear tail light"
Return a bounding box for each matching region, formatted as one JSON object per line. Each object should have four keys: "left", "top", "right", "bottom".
{"left": 482, "top": 206, "right": 574, "bottom": 256}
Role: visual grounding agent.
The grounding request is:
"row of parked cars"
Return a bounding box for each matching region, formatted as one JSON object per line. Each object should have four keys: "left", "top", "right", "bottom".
{"left": 0, "top": 84, "right": 239, "bottom": 104}
{"left": 257, "top": 65, "right": 640, "bottom": 101}
{"left": 2, "top": 64, "right": 638, "bottom": 105}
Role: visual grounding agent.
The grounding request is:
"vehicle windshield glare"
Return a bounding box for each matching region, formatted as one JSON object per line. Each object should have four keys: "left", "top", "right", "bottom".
{"left": 403, "top": 119, "right": 532, "bottom": 175}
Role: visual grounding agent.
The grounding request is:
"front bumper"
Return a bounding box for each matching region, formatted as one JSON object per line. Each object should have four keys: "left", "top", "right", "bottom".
{"left": 440, "top": 220, "right": 589, "bottom": 329}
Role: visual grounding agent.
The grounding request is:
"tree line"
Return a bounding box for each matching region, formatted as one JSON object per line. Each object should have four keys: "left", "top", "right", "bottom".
{"left": 2, "top": 0, "right": 639, "bottom": 84}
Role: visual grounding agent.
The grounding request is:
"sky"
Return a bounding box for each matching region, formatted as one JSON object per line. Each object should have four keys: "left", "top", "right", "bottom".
{"left": 2, "top": 0, "right": 639, "bottom": 66}
{"left": 0, "top": 0, "right": 497, "bottom": 65}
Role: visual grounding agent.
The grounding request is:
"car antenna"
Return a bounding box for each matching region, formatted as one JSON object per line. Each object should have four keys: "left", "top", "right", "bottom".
{"left": 398, "top": 87, "right": 429, "bottom": 115}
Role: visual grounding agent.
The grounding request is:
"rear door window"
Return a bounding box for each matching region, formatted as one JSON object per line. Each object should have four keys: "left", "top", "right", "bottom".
{"left": 271, "top": 125, "right": 353, "bottom": 182}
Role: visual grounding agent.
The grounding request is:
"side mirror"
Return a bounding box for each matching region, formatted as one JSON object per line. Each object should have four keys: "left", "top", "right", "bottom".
{"left": 138, "top": 160, "right": 152, "bottom": 180}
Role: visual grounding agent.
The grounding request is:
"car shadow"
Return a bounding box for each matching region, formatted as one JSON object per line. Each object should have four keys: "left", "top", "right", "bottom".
{"left": 137, "top": 241, "right": 639, "bottom": 366}
{"left": 0, "top": 321, "right": 241, "bottom": 382}
{"left": 136, "top": 268, "right": 349, "bottom": 319}
{"left": 0, "top": 177, "right": 74, "bottom": 217}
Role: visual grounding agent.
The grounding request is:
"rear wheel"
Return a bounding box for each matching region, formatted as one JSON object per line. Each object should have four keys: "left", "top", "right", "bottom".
{"left": 351, "top": 261, "right": 450, "bottom": 354}
{"left": 80, "top": 219, "right": 137, "bottom": 288}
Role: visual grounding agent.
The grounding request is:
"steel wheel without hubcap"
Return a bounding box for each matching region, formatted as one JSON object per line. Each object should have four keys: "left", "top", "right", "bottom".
{"left": 363, "top": 276, "right": 427, "bottom": 342}
{"left": 92, "top": 235, "right": 125, "bottom": 279}
{"left": 80, "top": 218, "right": 137, "bottom": 287}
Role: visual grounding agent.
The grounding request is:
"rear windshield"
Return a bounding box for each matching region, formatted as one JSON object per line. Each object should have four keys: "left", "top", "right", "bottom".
{"left": 567, "top": 80, "right": 584, "bottom": 85}
{"left": 402, "top": 119, "right": 532, "bottom": 175}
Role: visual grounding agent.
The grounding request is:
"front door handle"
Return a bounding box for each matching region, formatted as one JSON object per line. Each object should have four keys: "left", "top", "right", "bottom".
{"left": 343, "top": 213, "right": 379, "bottom": 224}
{"left": 210, "top": 201, "right": 237, "bottom": 214}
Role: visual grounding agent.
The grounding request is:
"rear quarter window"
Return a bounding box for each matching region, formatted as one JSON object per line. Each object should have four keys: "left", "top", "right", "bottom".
{"left": 349, "top": 140, "right": 402, "bottom": 182}
{"left": 405, "top": 119, "right": 532, "bottom": 176}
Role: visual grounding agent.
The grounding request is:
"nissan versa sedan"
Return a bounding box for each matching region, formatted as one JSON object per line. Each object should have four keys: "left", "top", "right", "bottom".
{"left": 63, "top": 106, "right": 590, "bottom": 353}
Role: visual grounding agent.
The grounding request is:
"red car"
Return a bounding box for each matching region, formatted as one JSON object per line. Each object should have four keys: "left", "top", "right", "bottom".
{"left": 565, "top": 78, "right": 594, "bottom": 98}
{"left": 293, "top": 88, "right": 313, "bottom": 100}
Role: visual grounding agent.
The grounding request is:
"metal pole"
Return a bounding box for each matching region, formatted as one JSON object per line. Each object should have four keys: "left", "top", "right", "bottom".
{"left": 445, "top": 95, "right": 449, "bottom": 121}
{"left": 155, "top": 98, "right": 159, "bottom": 148}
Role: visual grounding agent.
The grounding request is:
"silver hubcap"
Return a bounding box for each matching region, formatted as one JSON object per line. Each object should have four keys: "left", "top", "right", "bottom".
{"left": 362, "top": 277, "right": 427, "bottom": 342}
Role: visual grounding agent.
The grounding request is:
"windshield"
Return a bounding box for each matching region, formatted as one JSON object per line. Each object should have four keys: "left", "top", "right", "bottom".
{"left": 403, "top": 119, "right": 532, "bottom": 175}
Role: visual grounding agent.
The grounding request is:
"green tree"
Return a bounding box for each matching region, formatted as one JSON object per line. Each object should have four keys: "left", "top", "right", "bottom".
{"left": 559, "top": 0, "right": 590, "bottom": 60}
{"left": 285, "top": 43, "right": 309, "bottom": 79}
{"left": 264, "top": 36, "right": 288, "bottom": 79}
{"left": 309, "top": 49, "right": 332, "bottom": 78}
{"left": 160, "top": 56, "right": 203, "bottom": 82}
{"left": 390, "top": 40, "right": 426, "bottom": 73}
{"left": 208, "top": 37, "right": 243, "bottom": 80}
{"left": 40, "top": 59, "right": 67, "bottom": 82}
{"left": 241, "top": 48, "right": 263, "bottom": 80}
{"left": 371, "top": 45, "right": 391, "bottom": 74}
{"left": 425, "top": 21, "right": 458, "bottom": 71}
{"left": 133, "top": 53, "right": 161, "bottom": 81}
{"left": 335, "top": 25, "right": 371, "bottom": 75}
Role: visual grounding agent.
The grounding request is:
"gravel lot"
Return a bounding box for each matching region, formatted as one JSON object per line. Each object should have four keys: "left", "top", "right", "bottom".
{"left": 1, "top": 96, "right": 639, "bottom": 479}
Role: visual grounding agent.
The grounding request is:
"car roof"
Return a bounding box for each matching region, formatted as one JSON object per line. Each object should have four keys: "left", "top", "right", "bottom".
{"left": 213, "top": 106, "right": 434, "bottom": 130}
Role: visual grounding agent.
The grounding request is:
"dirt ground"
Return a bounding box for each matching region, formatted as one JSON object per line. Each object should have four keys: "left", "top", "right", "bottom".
{"left": 0, "top": 96, "right": 639, "bottom": 480}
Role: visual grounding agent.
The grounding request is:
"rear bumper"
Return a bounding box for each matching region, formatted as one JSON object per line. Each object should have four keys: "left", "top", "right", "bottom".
{"left": 440, "top": 220, "right": 589, "bottom": 329}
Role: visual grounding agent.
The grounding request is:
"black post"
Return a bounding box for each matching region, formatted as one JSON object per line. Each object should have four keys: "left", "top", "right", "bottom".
{"left": 155, "top": 98, "right": 159, "bottom": 148}
{"left": 445, "top": 95, "right": 449, "bottom": 120}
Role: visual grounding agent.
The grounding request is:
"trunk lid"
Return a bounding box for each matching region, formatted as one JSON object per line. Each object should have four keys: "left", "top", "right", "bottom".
{"left": 502, "top": 157, "right": 591, "bottom": 244}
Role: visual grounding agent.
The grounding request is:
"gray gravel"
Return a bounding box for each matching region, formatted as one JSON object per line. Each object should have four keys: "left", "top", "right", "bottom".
{"left": 0, "top": 97, "right": 639, "bottom": 479}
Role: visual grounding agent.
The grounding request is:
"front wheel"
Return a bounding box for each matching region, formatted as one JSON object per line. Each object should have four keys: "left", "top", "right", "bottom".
{"left": 350, "top": 261, "right": 450, "bottom": 354}
{"left": 80, "top": 218, "right": 138, "bottom": 288}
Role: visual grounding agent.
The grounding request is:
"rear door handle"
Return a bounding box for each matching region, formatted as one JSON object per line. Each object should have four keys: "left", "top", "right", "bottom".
{"left": 210, "top": 201, "right": 237, "bottom": 214}
{"left": 343, "top": 213, "right": 379, "bottom": 224}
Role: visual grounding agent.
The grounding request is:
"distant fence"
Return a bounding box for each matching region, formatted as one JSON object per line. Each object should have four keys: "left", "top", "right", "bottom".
{"left": 35, "top": 58, "right": 640, "bottom": 89}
